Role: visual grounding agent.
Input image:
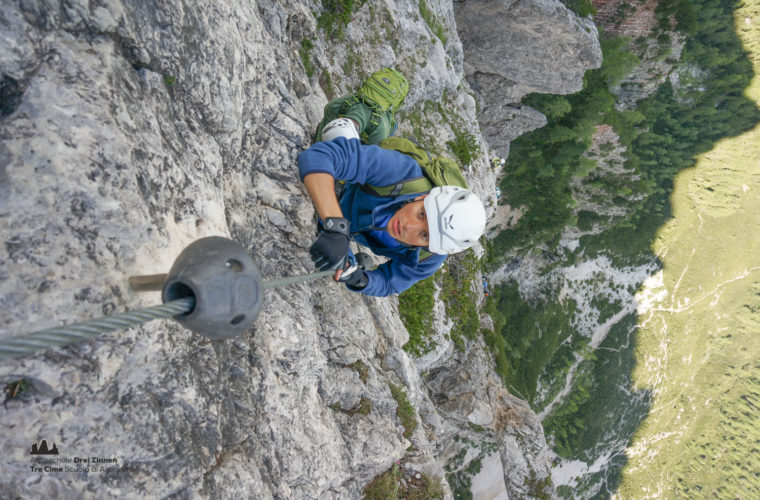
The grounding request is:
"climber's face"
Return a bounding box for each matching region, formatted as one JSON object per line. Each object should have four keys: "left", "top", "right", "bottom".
{"left": 387, "top": 196, "right": 429, "bottom": 247}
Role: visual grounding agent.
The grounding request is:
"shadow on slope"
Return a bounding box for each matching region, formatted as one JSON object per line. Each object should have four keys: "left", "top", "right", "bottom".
{"left": 483, "top": 0, "right": 760, "bottom": 497}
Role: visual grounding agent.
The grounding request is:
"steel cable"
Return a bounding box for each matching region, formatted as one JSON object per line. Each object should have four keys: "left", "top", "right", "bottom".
{"left": 0, "top": 297, "right": 195, "bottom": 361}
{"left": 0, "top": 269, "right": 336, "bottom": 361}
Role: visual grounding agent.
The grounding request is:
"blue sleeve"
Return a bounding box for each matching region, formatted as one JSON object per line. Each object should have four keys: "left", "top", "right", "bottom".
{"left": 298, "top": 138, "right": 423, "bottom": 186}
{"left": 350, "top": 254, "right": 446, "bottom": 297}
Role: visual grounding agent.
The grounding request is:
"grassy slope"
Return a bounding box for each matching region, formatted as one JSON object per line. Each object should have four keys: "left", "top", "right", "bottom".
{"left": 617, "top": 2, "right": 760, "bottom": 497}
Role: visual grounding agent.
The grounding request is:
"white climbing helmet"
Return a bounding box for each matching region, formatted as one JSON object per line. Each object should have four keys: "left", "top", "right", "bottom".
{"left": 322, "top": 118, "right": 360, "bottom": 141}
{"left": 424, "top": 186, "right": 486, "bottom": 255}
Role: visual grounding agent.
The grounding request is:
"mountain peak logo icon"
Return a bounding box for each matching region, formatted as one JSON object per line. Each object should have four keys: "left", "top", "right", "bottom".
{"left": 31, "top": 439, "right": 59, "bottom": 455}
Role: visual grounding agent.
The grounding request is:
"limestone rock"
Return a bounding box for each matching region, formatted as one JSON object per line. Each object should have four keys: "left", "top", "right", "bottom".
{"left": 455, "top": 0, "right": 602, "bottom": 157}
{"left": 0, "top": 0, "right": 600, "bottom": 497}
{"left": 425, "top": 339, "right": 552, "bottom": 499}
{"left": 592, "top": 0, "right": 686, "bottom": 110}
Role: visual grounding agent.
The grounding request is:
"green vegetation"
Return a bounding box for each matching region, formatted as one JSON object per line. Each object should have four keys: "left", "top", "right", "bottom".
{"left": 366, "top": 4, "right": 394, "bottom": 49}
{"left": 418, "top": 0, "right": 447, "bottom": 46}
{"left": 315, "top": 0, "right": 368, "bottom": 40}
{"left": 621, "top": 114, "right": 760, "bottom": 495}
{"left": 299, "top": 38, "right": 316, "bottom": 78}
{"left": 389, "top": 383, "right": 418, "bottom": 439}
{"left": 656, "top": 0, "right": 699, "bottom": 33}
{"left": 446, "top": 124, "right": 480, "bottom": 165}
{"left": 617, "top": 2, "right": 760, "bottom": 495}
{"left": 610, "top": 2, "right": 637, "bottom": 25}
{"left": 542, "top": 362, "right": 594, "bottom": 456}
{"left": 364, "top": 463, "right": 444, "bottom": 500}
{"left": 398, "top": 275, "right": 437, "bottom": 356}
{"left": 481, "top": 1, "right": 760, "bottom": 495}
{"left": 482, "top": 287, "right": 513, "bottom": 382}
{"left": 330, "top": 397, "right": 372, "bottom": 416}
{"left": 446, "top": 457, "right": 480, "bottom": 500}
{"left": 581, "top": 0, "right": 760, "bottom": 260}
{"left": 525, "top": 470, "right": 553, "bottom": 500}
{"left": 364, "top": 464, "right": 401, "bottom": 499}
{"left": 354, "top": 397, "right": 372, "bottom": 415}
{"left": 439, "top": 249, "right": 481, "bottom": 349}
{"left": 349, "top": 359, "right": 370, "bottom": 383}
{"left": 445, "top": 435, "right": 501, "bottom": 500}
{"left": 319, "top": 69, "right": 335, "bottom": 99}
{"left": 445, "top": 444, "right": 479, "bottom": 499}
{"left": 485, "top": 280, "right": 581, "bottom": 403}
{"left": 398, "top": 250, "right": 482, "bottom": 357}
{"left": 400, "top": 100, "right": 443, "bottom": 152}
{"left": 563, "top": 0, "right": 595, "bottom": 18}
{"left": 4, "top": 378, "right": 30, "bottom": 401}
{"left": 542, "top": 314, "right": 650, "bottom": 467}
{"left": 163, "top": 75, "right": 176, "bottom": 86}
{"left": 481, "top": 309, "right": 511, "bottom": 382}
{"left": 342, "top": 50, "right": 361, "bottom": 75}
{"left": 487, "top": 0, "right": 759, "bottom": 366}
{"left": 488, "top": 35, "right": 641, "bottom": 263}
{"left": 399, "top": 92, "right": 481, "bottom": 162}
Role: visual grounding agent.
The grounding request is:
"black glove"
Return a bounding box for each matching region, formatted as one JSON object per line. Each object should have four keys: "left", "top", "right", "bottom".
{"left": 310, "top": 217, "right": 350, "bottom": 271}
{"left": 339, "top": 268, "right": 369, "bottom": 289}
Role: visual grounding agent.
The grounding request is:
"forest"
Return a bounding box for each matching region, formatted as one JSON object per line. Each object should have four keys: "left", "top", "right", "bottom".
{"left": 484, "top": 0, "right": 760, "bottom": 476}
{"left": 488, "top": 0, "right": 758, "bottom": 263}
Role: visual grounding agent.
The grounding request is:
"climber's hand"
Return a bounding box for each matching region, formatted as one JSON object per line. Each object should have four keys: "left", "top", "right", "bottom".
{"left": 336, "top": 256, "right": 368, "bottom": 290}
{"left": 310, "top": 217, "right": 350, "bottom": 271}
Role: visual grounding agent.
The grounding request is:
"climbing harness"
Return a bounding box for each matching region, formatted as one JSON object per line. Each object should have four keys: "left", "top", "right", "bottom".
{"left": 0, "top": 237, "right": 354, "bottom": 361}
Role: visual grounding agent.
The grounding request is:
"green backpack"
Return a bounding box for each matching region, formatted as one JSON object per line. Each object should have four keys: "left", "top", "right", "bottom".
{"left": 361, "top": 137, "right": 469, "bottom": 197}
{"left": 340, "top": 68, "right": 410, "bottom": 142}
{"left": 358, "top": 68, "right": 409, "bottom": 112}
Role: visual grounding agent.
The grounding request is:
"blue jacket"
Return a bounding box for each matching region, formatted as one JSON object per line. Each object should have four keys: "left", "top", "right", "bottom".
{"left": 298, "top": 138, "right": 446, "bottom": 297}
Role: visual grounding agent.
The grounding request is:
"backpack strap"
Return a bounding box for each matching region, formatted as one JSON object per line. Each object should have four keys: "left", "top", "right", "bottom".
{"left": 338, "top": 94, "right": 381, "bottom": 143}
{"left": 361, "top": 97, "right": 384, "bottom": 142}
{"left": 361, "top": 136, "right": 438, "bottom": 196}
{"left": 338, "top": 94, "right": 361, "bottom": 116}
{"left": 360, "top": 176, "right": 434, "bottom": 197}
{"left": 367, "top": 105, "right": 382, "bottom": 136}
{"left": 379, "top": 137, "right": 433, "bottom": 164}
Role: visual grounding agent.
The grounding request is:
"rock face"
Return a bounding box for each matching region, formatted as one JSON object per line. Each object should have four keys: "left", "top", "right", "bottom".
{"left": 559, "top": 124, "right": 647, "bottom": 249}
{"left": 455, "top": 0, "right": 603, "bottom": 157}
{"left": 592, "top": 0, "right": 685, "bottom": 110}
{"left": 426, "top": 339, "right": 552, "bottom": 499}
{"left": 0, "top": 0, "right": 594, "bottom": 497}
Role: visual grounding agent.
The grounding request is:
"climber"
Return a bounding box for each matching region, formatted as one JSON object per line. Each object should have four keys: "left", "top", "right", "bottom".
{"left": 298, "top": 119, "right": 487, "bottom": 297}
{"left": 315, "top": 67, "right": 409, "bottom": 145}
{"left": 316, "top": 99, "right": 396, "bottom": 145}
